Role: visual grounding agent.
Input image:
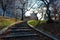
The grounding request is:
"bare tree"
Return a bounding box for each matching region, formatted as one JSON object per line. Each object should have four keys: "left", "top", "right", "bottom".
{"left": 41, "top": 0, "right": 55, "bottom": 22}
{"left": 19, "top": 0, "right": 27, "bottom": 20}
{"left": 0, "top": 0, "right": 8, "bottom": 17}
{"left": 53, "top": 5, "right": 58, "bottom": 20}
{"left": 50, "top": 0, "right": 60, "bottom": 21}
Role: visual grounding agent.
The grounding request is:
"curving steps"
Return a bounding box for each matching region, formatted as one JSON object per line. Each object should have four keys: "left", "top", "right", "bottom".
{"left": 0, "top": 22, "right": 52, "bottom": 40}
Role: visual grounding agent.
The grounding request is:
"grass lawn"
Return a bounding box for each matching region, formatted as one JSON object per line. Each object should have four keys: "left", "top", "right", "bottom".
{"left": 0, "top": 17, "right": 22, "bottom": 30}
{"left": 27, "top": 20, "right": 47, "bottom": 27}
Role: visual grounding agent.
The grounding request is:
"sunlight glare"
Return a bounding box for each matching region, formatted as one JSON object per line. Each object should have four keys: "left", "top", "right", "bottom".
{"left": 25, "top": 11, "right": 32, "bottom": 17}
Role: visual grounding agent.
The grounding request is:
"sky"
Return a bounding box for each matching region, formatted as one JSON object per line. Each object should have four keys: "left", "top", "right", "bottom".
{"left": 27, "top": 0, "right": 44, "bottom": 11}
{"left": 0, "top": 0, "right": 60, "bottom": 18}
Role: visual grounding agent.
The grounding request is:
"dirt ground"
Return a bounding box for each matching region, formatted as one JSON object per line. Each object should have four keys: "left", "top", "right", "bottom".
{"left": 36, "top": 22, "right": 60, "bottom": 38}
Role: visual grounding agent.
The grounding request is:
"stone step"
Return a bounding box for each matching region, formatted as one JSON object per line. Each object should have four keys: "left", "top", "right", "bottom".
{"left": 7, "top": 29, "right": 33, "bottom": 32}
{"left": 10, "top": 26, "right": 30, "bottom": 29}
{"left": 1, "top": 33, "right": 38, "bottom": 38}
{"left": 9, "top": 31, "right": 37, "bottom": 34}
{"left": 13, "top": 25, "right": 28, "bottom": 27}
{"left": 14, "top": 24, "right": 29, "bottom": 27}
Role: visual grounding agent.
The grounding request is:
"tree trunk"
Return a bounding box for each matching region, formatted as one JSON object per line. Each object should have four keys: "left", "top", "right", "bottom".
{"left": 46, "top": 6, "right": 53, "bottom": 23}
{"left": 2, "top": 11, "right": 6, "bottom": 18}
{"left": 15, "top": 13, "right": 17, "bottom": 21}
{"left": 21, "top": 9, "right": 24, "bottom": 20}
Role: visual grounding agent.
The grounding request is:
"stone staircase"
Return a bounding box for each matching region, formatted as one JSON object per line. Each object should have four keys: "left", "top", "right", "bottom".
{"left": 0, "top": 22, "right": 52, "bottom": 40}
